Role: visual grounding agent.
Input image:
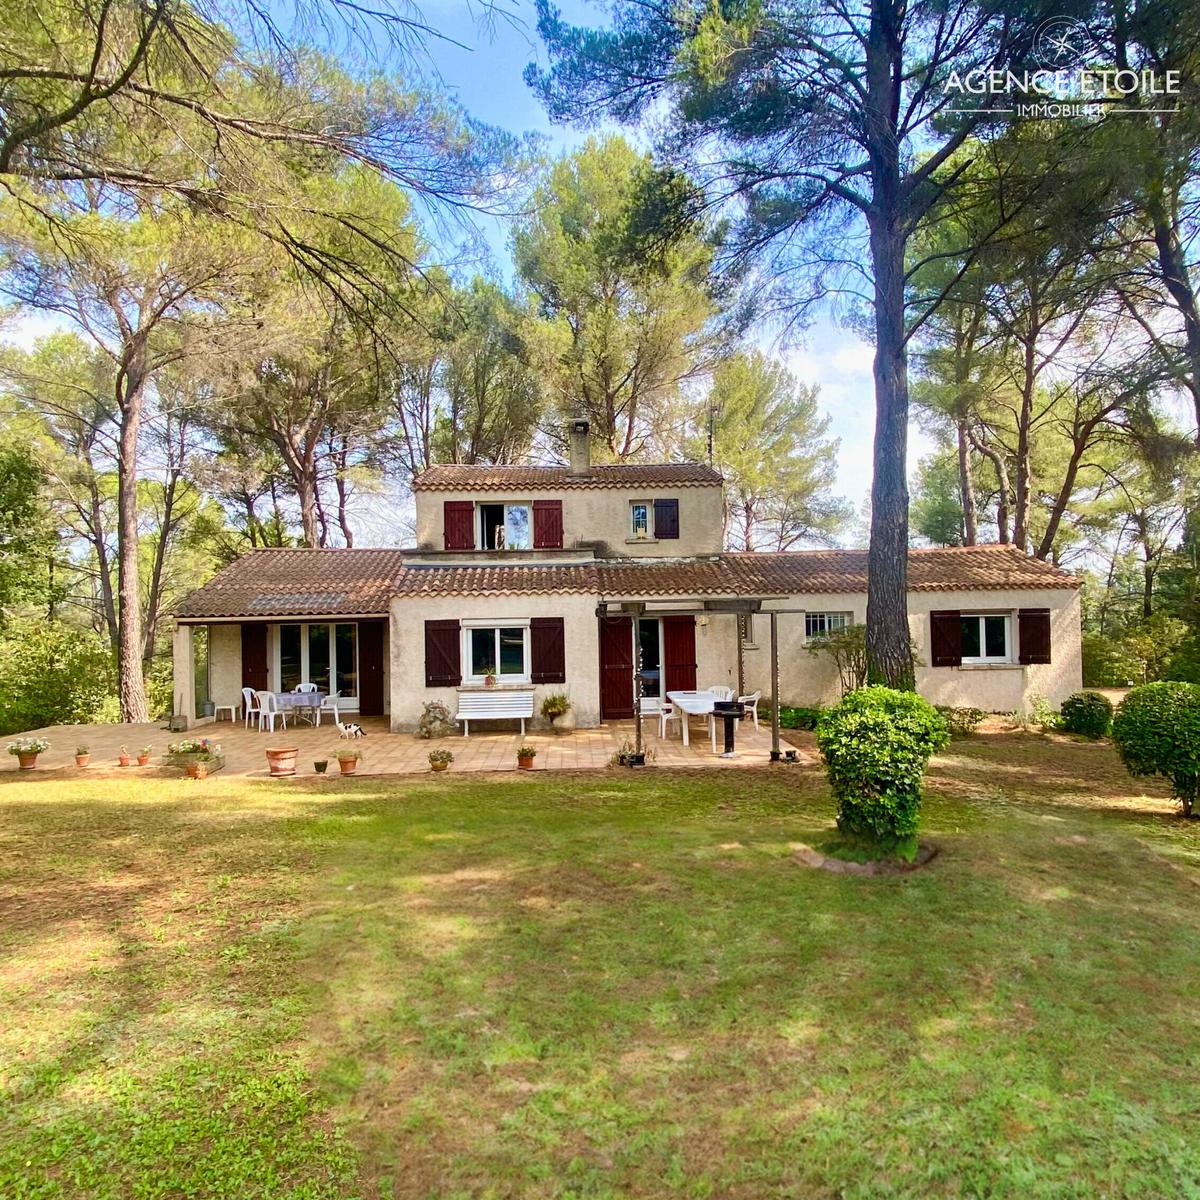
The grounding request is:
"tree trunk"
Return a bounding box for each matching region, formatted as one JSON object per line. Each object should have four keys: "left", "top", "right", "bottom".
{"left": 863, "top": 0, "right": 913, "bottom": 690}
{"left": 970, "top": 430, "right": 1011, "bottom": 543}
{"left": 1149, "top": 192, "right": 1200, "bottom": 443}
{"left": 116, "top": 360, "right": 150, "bottom": 724}
{"left": 956, "top": 416, "right": 977, "bottom": 545}
{"left": 1012, "top": 323, "right": 1036, "bottom": 551}
{"left": 334, "top": 439, "right": 355, "bottom": 547}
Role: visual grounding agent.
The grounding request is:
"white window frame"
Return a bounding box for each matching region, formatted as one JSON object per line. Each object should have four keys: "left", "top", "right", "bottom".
{"left": 630, "top": 500, "right": 652, "bottom": 539}
{"left": 271, "top": 622, "right": 360, "bottom": 706}
{"left": 461, "top": 617, "right": 532, "bottom": 683}
{"left": 804, "top": 611, "right": 853, "bottom": 642}
{"left": 960, "top": 612, "right": 1013, "bottom": 665}
{"left": 478, "top": 503, "right": 532, "bottom": 550}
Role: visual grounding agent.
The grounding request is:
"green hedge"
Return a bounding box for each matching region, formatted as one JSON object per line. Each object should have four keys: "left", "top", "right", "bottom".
{"left": 1112, "top": 682, "right": 1200, "bottom": 818}
{"left": 815, "top": 687, "right": 950, "bottom": 861}
{"left": 779, "top": 705, "right": 823, "bottom": 731}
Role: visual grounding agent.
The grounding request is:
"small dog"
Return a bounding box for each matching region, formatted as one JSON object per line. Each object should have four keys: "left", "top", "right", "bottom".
{"left": 336, "top": 721, "right": 366, "bottom": 739}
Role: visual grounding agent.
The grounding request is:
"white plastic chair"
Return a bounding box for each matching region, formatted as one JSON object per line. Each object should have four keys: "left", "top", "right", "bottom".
{"left": 657, "top": 701, "right": 683, "bottom": 739}
{"left": 705, "top": 686, "right": 734, "bottom": 702}
{"left": 256, "top": 690, "right": 287, "bottom": 733}
{"left": 738, "top": 690, "right": 762, "bottom": 730}
{"left": 242, "top": 687, "right": 262, "bottom": 729}
{"left": 316, "top": 690, "right": 339, "bottom": 728}
{"left": 295, "top": 682, "right": 318, "bottom": 693}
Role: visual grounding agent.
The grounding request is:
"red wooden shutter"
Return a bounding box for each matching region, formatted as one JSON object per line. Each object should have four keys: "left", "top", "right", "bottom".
{"left": 241, "top": 623, "right": 268, "bottom": 691}
{"left": 662, "top": 615, "right": 698, "bottom": 692}
{"left": 1018, "top": 608, "right": 1052, "bottom": 664}
{"left": 653, "top": 498, "right": 680, "bottom": 539}
{"left": 424, "top": 619, "right": 461, "bottom": 686}
{"left": 598, "top": 615, "right": 635, "bottom": 719}
{"left": 929, "top": 611, "right": 962, "bottom": 667}
{"left": 443, "top": 501, "right": 475, "bottom": 550}
{"left": 532, "top": 500, "right": 563, "bottom": 549}
{"left": 530, "top": 617, "right": 566, "bottom": 683}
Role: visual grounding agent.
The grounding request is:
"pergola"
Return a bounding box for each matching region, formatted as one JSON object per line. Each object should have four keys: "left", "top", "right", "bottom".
{"left": 598, "top": 596, "right": 808, "bottom": 763}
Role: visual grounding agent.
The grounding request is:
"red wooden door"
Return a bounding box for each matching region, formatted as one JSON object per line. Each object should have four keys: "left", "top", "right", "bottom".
{"left": 598, "top": 615, "right": 634, "bottom": 720}
{"left": 662, "top": 616, "right": 697, "bottom": 693}
{"left": 241, "top": 623, "right": 268, "bottom": 692}
{"left": 357, "top": 620, "right": 386, "bottom": 715}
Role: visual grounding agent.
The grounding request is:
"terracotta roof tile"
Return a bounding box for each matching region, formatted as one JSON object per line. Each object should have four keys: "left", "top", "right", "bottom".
{"left": 411, "top": 462, "right": 723, "bottom": 491}
{"left": 173, "top": 548, "right": 406, "bottom": 619}
{"left": 174, "top": 543, "right": 1078, "bottom": 618}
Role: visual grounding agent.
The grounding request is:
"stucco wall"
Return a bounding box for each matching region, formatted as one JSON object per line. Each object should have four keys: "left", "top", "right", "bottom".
{"left": 209, "top": 624, "right": 243, "bottom": 712}
{"left": 414, "top": 485, "right": 726, "bottom": 557}
{"left": 741, "top": 588, "right": 1082, "bottom": 711}
{"left": 389, "top": 593, "right": 605, "bottom": 731}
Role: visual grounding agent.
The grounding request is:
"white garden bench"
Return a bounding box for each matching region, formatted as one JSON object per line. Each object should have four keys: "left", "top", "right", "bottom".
{"left": 455, "top": 688, "right": 536, "bottom": 736}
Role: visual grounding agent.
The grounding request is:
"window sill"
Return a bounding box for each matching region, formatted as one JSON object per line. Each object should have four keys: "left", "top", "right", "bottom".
{"left": 956, "top": 662, "right": 1023, "bottom": 670}
{"left": 459, "top": 681, "right": 533, "bottom": 690}
{"left": 625, "top": 537, "right": 659, "bottom": 545}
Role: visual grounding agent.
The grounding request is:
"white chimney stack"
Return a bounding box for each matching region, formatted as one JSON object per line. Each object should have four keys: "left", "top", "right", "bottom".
{"left": 567, "top": 418, "right": 591, "bottom": 477}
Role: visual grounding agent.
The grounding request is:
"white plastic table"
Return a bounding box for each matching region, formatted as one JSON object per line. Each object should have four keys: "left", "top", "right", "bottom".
{"left": 666, "top": 690, "right": 719, "bottom": 751}
{"left": 273, "top": 691, "right": 327, "bottom": 726}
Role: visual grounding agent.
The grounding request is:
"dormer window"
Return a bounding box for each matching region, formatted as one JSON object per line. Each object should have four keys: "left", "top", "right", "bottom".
{"left": 479, "top": 503, "right": 531, "bottom": 550}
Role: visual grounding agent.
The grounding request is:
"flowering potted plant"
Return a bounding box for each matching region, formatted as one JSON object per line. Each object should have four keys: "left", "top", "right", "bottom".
{"left": 137, "top": 746, "right": 152, "bottom": 767}
{"left": 516, "top": 745, "right": 537, "bottom": 770}
{"left": 428, "top": 748, "right": 454, "bottom": 772}
{"left": 166, "top": 738, "right": 224, "bottom": 778}
{"left": 337, "top": 746, "right": 363, "bottom": 775}
{"left": 75, "top": 744, "right": 90, "bottom": 768}
{"left": 479, "top": 662, "right": 498, "bottom": 688}
{"left": 8, "top": 737, "right": 50, "bottom": 770}
{"left": 117, "top": 744, "right": 132, "bottom": 768}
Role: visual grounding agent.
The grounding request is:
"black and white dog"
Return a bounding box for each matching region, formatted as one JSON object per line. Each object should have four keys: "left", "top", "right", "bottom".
{"left": 336, "top": 721, "right": 366, "bottom": 739}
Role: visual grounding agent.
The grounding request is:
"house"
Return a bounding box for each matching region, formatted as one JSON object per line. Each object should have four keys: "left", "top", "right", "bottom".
{"left": 171, "top": 420, "right": 1083, "bottom": 730}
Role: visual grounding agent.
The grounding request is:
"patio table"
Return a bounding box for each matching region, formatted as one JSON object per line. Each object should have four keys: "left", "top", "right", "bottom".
{"left": 665, "top": 690, "right": 719, "bottom": 752}
{"left": 273, "top": 691, "right": 327, "bottom": 726}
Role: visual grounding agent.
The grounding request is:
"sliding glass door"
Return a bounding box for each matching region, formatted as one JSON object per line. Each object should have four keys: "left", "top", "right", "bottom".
{"left": 273, "top": 623, "right": 359, "bottom": 707}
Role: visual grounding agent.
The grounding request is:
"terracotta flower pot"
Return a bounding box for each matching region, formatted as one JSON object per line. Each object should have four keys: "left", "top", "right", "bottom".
{"left": 74, "top": 754, "right": 90, "bottom": 768}
{"left": 338, "top": 757, "right": 358, "bottom": 775}
{"left": 518, "top": 755, "right": 535, "bottom": 770}
{"left": 16, "top": 752, "right": 38, "bottom": 771}
{"left": 137, "top": 754, "right": 151, "bottom": 767}
{"left": 186, "top": 760, "right": 200, "bottom": 779}
{"left": 430, "top": 761, "right": 449, "bottom": 772}
{"left": 118, "top": 755, "right": 131, "bottom": 768}
{"left": 265, "top": 746, "right": 299, "bottom": 777}
{"left": 193, "top": 762, "right": 209, "bottom": 780}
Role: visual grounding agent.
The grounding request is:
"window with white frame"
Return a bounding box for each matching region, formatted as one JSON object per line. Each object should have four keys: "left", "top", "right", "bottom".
{"left": 462, "top": 619, "right": 531, "bottom": 682}
{"left": 961, "top": 613, "right": 1011, "bottom": 663}
{"left": 630, "top": 501, "right": 651, "bottom": 538}
{"left": 478, "top": 503, "right": 532, "bottom": 550}
{"left": 804, "top": 611, "right": 853, "bottom": 640}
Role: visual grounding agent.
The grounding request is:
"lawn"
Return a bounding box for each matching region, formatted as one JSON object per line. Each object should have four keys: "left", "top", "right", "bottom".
{"left": 2, "top": 732, "right": 1199, "bottom": 1199}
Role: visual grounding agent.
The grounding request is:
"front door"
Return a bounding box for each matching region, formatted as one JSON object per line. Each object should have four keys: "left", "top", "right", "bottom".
{"left": 358, "top": 620, "right": 386, "bottom": 716}
{"left": 598, "top": 615, "right": 634, "bottom": 719}
{"left": 241, "top": 623, "right": 268, "bottom": 692}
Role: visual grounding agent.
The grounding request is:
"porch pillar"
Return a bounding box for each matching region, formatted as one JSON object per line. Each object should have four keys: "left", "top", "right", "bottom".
{"left": 172, "top": 622, "right": 196, "bottom": 729}
{"left": 770, "top": 611, "right": 781, "bottom": 762}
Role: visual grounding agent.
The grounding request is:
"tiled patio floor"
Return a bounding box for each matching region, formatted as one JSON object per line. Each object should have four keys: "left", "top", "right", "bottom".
{"left": 4, "top": 713, "right": 798, "bottom": 779}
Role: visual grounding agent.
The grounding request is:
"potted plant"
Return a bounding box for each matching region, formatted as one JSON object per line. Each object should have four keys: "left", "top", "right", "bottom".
{"left": 480, "top": 663, "right": 498, "bottom": 688}
{"left": 541, "top": 693, "right": 574, "bottom": 733}
{"left": 428, "top": 748, "right": 454, "bottom": 772}
{"left": 165, "top": 738, "right": 224, "bottom": 778}
{"left": 314, "top": 759, "right": 329, "bottom": 774}
{"left": 8, "top": 737, "right": 50, "bottom": 771}
{"left": 265, "top": 745, "right": 300, "bottom": 777}
{"left": 137, "top": 746, "right": 152, "bottom": 767}
{"left": 117, "top": 744, "right": 132, "bottom": 768}
{"left": 74, "top": 745, "right": 90, "bottom": 768}
{"left": 516, "top": 745, "right": 537, "bottom": 770}
{"left": 337, "top": 747, "right": 363, "bottom": 775}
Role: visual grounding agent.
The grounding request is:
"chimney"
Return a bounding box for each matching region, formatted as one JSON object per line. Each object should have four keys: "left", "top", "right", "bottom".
{"left": 567, "top": 418, "right": 591, "bottom": 477}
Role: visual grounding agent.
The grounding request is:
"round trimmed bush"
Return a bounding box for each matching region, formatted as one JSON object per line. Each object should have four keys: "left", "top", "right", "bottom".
{"left": 1111, "top": 682, "right": 1200, "bottom": 818}
{"left": 1059, "top": 691, "right": 1113, "bottom": 739}
{"left": 815, "top": 686, "right": 950, "bottom": 860}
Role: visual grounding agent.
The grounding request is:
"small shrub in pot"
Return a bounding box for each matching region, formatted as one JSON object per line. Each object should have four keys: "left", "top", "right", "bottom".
{"left": 1059, "top": 691, "right": 1113, "bottom": 738}
{"left": 516, "top": 745, "right": 537, "bottom": 769}
{"left": 428, "top": 748, "right": 454, "bottom": 772}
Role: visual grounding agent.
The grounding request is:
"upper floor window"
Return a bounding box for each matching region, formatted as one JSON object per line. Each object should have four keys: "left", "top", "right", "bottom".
{"left": 479, "top": 503, "right": 531, "bottom": 550}
{"left": 961, "top": 613, "right": 1011, "bottom": 663}
{"left": 805, "top": 611, "right": 852, "bottom": 640}
{"left": 630, "top": 502, "right": 650, "bottom": 538}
